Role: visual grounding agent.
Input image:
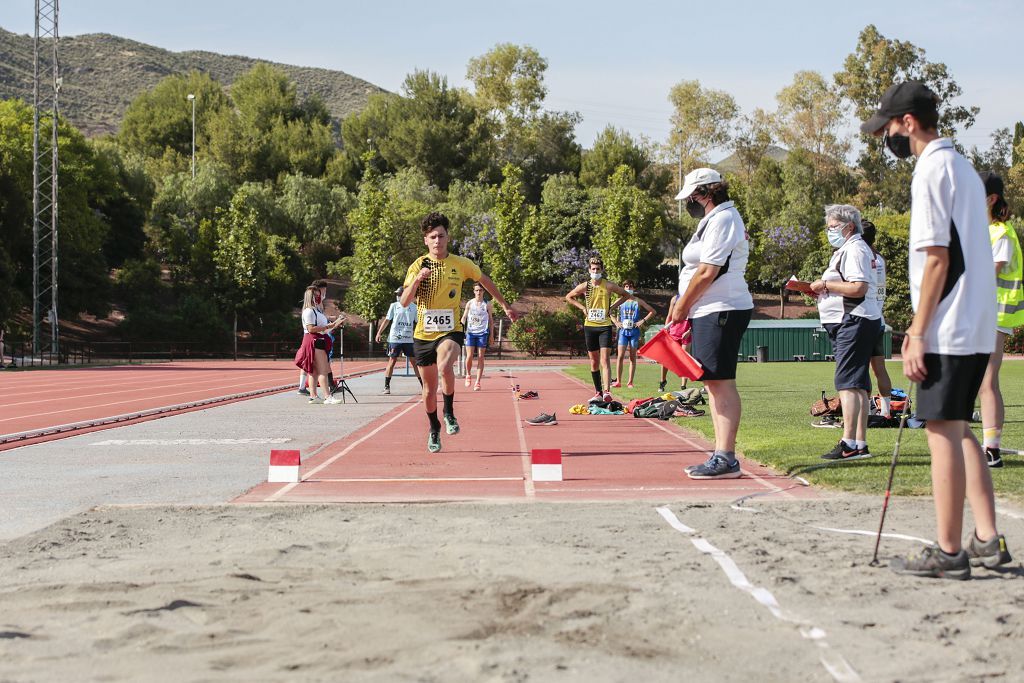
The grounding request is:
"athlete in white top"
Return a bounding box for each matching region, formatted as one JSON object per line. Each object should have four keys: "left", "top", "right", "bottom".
{"left": 375, "top": 287, "right": 421, "bottom": 394}
{"left": 461, "top": 282, "right": 494, "bottom": 390}
{"left": 863, "top": 80, "right": 1007, "bottom": 577}
{"left": 861, "top": 220, "right": 894, "bottom": 418}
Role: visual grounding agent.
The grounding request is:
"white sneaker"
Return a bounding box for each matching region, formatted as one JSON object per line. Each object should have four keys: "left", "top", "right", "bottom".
{"left": 324, "top": 395, "right": 343, "bottom": 405}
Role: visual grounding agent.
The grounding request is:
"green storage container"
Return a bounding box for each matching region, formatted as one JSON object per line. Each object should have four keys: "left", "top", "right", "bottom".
{"left": 737, "top": 319, "right": 892, "bottom": 362}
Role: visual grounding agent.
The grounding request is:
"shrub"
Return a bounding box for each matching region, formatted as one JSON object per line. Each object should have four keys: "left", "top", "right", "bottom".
{"left": 508, "top": 305, "right": 580, "bottom": 356}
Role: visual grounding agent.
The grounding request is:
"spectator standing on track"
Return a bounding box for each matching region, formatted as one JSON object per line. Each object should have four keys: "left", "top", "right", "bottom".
{"left": 862, "top": 80, "right": 1011, "bottom": 579}
{"left": 295, "top": 285, "right": 345, "bottom": 405}
{"left": 861, "top": 220, "right": 894, "bottom": 419}
{"left": 810, "top": 205, "right": 882, "bottom": 462}
{"left": 401, "top": 211, "right": 519, "bottom": 453}
{"left": 375, "top": 287, "right": 420, "bottom": 395}
{"left": 566, "top": 256, "right": 634, "bottom": 402}
{"left": 668, "top": 168, "right": 753, "bottom": 480}
{"left": 610, "top": 279, "right": 655, "bottom": 388}
{"left": 461, "top": 282, "right": 494, "bottom": 392}
{"left": 977, "top": 171, "right": 1023, "bottom": 469}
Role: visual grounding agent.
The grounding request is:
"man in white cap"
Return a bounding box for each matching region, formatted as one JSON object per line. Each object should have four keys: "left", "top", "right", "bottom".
{"left": 668, "top": 167, "right": 753, "bottom": 480}
{"left": 375, "top": 286, "right": 419, "bottom": 395}
{"left": 861, "top": 80, "right": 1011, "bottom": 579}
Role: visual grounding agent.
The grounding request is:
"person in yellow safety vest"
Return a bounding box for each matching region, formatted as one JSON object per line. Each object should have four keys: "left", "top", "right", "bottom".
{"left": 978, "top": 171, "right": 1023, "bottom": 468}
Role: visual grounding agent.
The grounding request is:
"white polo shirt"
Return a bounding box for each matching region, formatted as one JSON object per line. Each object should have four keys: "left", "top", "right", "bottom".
{"left": 909, "top": 138, "right": 996, "bottom": 355}
{"left": 385, "top": 301, "right": 417, "bottom": 343}
{"left": 817, "top": 234, "right": 881, "bottom": 324}
{"left": 679, "top": 201, "right": 753, "bottom": 317}
{"left": 301, "top": 307, "right": 328, "bottom": 334}
{"left": 872, "top": 251, "right": 887, "bottom": 324}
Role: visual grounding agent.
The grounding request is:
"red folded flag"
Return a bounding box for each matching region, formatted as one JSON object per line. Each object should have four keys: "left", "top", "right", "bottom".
{"left": 639, "top": 328, "right": 703, "bottom": 380}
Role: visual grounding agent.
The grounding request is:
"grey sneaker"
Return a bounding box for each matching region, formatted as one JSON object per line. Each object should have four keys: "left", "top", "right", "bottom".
{"left": 444, "top": 414, "right": 460, "bottom": 435}
{"left": 965, "top": 533, "right": 1013, "bottom": 569}
{"left": 427, "top": 431, "right": 442, "bottom": 453}
{"left": 890, "top": 544, "right": 970, "bottom": 580}
{"left": 297, "top": 388, "right": 310, "bottom": 396}
{"left": 812, "top": 415, "right": 842, "bottom": 429}
{"left": 526, "top": 412, "right": 558, "bottom": 426}
{"left": 687, "top": 454, "right": 741, "bottom": 480}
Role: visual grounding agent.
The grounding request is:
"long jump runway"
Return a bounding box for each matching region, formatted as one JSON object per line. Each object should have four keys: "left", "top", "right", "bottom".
{"left": 239, "top": 368, "right": 816, "bottom": 504}
{"left": 0, "top": 359, "right": 384, "bottom": 450}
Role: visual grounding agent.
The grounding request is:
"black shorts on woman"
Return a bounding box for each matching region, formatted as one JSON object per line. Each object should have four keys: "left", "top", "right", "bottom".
{"left": 689, "top": 308, "right": 752, "bottom": 380}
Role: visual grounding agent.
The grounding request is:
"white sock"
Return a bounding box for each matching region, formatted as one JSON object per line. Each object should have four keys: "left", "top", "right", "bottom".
{"left": 843, "top": 438, "right": 857, "bottom": 449}
{"left": 855, "top": 440, "right": 867, "bottom": 450}
{"left": 880, "top": 397, "right": 891, "bottom": 418}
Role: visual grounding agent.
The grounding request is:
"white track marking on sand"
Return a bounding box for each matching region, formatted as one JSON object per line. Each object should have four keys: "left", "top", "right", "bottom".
{"left": 809, "top": 526, "right": 931, "bottom": 545}
{"left": 656, "top": 506, "right": 861, "bottom": 683}
{"left": 91, "top": 438, "right": 291, "bottom": 446}
{"left": 264, "top": 397, "right": 419, "bottom": 502}
{"left": 504, "top": 369, "right": 536, "bottom": 498}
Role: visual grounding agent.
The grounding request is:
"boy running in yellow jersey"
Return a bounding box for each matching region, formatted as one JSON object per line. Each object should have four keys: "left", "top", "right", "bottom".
{"left": 401, "top": 212, "right": 519, "bottom": 453}
{"left": 565, "top": 256, "right": 634, "bottom": 401}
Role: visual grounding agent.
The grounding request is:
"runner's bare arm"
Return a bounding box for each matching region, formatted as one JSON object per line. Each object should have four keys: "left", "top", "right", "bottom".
{"left": 375, "top": 317, "right": 390, "bottom": 343}
{"left": 637, "top": 297, "right": 657, "bottom": 324}
{"left": 565, "top": 282, "right": 588, "bottom": 313}
{"left": 400, "top": 263, "right": 430, "bottom": 307}
{"left": 461, "top": 301, "right": 472, "bottom": 325}
{"left": 476, "top": 273, "right": 520, "bottom": 322}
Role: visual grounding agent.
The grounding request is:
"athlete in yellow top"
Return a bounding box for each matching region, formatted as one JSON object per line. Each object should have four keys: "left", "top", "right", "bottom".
{"left": 565, "top": 256, "right": 634, "bottom": 401}
{"left": 401, "top": 211, "right": 518, "bottom": 453}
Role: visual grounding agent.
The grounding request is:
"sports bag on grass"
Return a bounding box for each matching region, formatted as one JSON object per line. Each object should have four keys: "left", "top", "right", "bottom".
{"left": 632, "top": 398, "right": 667, "bottom": 418}
{"left": 810, "top": 390, "right": 842, "bottom": 417}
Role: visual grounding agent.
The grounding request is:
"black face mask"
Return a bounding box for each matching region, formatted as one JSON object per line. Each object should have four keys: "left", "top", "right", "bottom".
{"left": 883, "top": 131, "right": 912, "bottom": 160}
{"left": 685, "top": 197, "right": 706, "bottom": 219}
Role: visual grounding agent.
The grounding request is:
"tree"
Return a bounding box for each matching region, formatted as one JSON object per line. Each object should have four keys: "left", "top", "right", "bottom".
{"left": 969, "top": 127, "right": 1012, "bottom": 177}
{"left": 346, "top": 156, "right": 397, "bottom": 323}
{"left": 487, "top": 164, "right": 528, "bottom": 301}
{"left": 756, "top": 224, "right": 815, "bottom": 317}
{"left": 466, "top": 43, "right": 548, "bottom": 125}
{"left": 732, "top": 109, "right": 776, "bottom": 181}
{"left": 835, "top": 24, "right": 979, "bottom": 211}
{"left": 118, "top": 71, "right": 228, "bottom": 165}
{"left": 592, "top": 165, "right": 664, "bottom": 283}
{"left": 581, "top": 125, "right": 668, "bottom": 194}
{"left": 666, "top": 80, "right": 739, "bottom": 173}
{"left": 773, "top": 71, "right": 849, "bottom": 178}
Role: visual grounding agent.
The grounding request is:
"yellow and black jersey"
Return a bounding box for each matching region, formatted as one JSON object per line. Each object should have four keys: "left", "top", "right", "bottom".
{"left": 404, "top": 254, "right": 483, "bottom": 341}
{"left": 583, "top": 279, "right": 613, "bottom": 328}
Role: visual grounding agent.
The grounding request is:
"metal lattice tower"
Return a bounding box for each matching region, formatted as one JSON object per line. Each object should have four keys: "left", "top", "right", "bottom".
{"left": 32, "top": 0, "right": 60, "bottom": 356}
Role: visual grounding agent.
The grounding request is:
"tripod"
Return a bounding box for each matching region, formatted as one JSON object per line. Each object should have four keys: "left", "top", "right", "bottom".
{"left": 332, "top": 329, "right": 358, "bottom": 403}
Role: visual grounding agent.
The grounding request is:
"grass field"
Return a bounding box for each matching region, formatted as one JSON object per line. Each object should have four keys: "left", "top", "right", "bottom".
{"left": 565, "top": 359, "right": 1024, "bottom": 501}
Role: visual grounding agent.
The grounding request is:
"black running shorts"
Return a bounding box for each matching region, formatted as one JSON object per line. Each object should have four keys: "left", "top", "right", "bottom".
{"left": 584, "top": 326, "right": 614, "bottom": 352}
{"left": 825, "top": 314, "right": 881, "bottom": 393}
{"left": 916, "top": 353, "right": 989, "bottom": 421}
{"left": 413, "top": 332, "right": 465, "bottom": 368}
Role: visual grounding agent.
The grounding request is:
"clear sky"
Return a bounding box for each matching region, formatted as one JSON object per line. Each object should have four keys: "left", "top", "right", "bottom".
{"left": 1, "top": 0, "right": 1018, "bottom": 153}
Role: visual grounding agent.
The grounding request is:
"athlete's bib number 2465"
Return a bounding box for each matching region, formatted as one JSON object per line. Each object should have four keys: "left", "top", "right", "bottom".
{"left": 587, "top": 308, "right": 607, "bottom": 323}
{"left": 423, "top": 309, "right": 455, "bottom": 333}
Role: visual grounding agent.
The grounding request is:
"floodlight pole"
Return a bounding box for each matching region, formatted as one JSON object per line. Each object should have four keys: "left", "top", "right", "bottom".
{"left": 187, "top": 93, "right": 196, "bottom": 178}
{"left": 32, "top": 0, "right": 60, "bottom": 357}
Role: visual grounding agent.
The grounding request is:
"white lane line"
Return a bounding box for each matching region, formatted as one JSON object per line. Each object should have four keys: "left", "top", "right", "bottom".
{"left": 656, "top": 506, "right": 861, "bottom": 683}
{"left": 265, "top": 397, "right": 419, "bottom": 502}
{"left": 506, "top": 370, "right": 536, "bottom": 499}
{"left": 308, "top": 477, "right": 524, "bottom": 483}
{"left": 809, "top": 526, "right": 931, "bottom": 545}
{"left": 91, "top": 438, "right": 291, "bottom": 446}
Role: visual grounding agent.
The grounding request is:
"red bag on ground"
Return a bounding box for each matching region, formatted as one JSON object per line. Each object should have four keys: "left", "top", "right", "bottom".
{"left": 639, "top": 329, "right": 703, "bottom": 380}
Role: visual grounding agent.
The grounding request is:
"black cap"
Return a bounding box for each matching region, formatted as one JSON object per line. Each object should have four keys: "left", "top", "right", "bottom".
{"left": 859, "top": 81, "right": 940, "bottom": 135}
{"left": 979, "top": 171, "right": 1005, "bottom": 198}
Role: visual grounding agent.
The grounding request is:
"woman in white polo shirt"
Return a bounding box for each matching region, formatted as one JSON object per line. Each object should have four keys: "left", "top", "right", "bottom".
{"left": 810, "top": 205, "right": 882, "bottom": 462}
{"left": 668, "top": 168, "right": 753, "bottom": 480}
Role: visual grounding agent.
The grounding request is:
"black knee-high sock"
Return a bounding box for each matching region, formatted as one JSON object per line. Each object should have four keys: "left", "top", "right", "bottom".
{"left": 427, "top": 411, "right": 441, "bottom": 432}
{"left": 443, "top": 392, "right": 454, "bottom": 417}
{"left": 591, "top": 370, "right": 602, "bottom": 392}
{"left": 384, "top": 374, "right": 391, "bottom": 388}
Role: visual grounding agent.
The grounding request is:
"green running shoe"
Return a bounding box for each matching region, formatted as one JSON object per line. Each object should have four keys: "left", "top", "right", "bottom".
{"left": 427, "top": 430, "right": 442, "bottom": 453}
{"left": 444, "top": 414, "right": 460, "bottom": 435}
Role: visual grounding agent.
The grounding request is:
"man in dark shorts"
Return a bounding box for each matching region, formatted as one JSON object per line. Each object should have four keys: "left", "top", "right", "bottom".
{"left": 565, "top": 256, "right": 634, "bottom": 402}
{"left": 862, "top": 80, "right": 1011, "bottom": 579}
{"left": 401, "top": 212, "right": 519, "bottom": 453}
{"left": 375, "top": 287, "right": 420, "bottom": 395}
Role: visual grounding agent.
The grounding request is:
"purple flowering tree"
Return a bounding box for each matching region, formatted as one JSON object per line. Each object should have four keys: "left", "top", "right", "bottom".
{"left": 550, "top": 247, "right": 601, "bottom": 287}
{"left": 757, "top": 224, "right": 814, "bottom": 318}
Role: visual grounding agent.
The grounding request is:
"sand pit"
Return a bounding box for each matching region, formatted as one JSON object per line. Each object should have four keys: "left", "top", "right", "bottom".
{"left": 1, "top": 498, "right": 1022, "bottom": 681}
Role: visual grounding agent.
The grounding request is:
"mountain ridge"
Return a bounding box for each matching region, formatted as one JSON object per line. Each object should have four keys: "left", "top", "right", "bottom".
{"left": 0, "top": 26, "right": 387, "bottom": 137}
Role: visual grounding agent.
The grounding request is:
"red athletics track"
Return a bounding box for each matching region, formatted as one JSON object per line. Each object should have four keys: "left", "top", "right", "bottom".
{"left": 238, "top": 368, "right": 817, "bottom": 503}
{"left": 0, "top": 360, "right": 385, "bottom": 450}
